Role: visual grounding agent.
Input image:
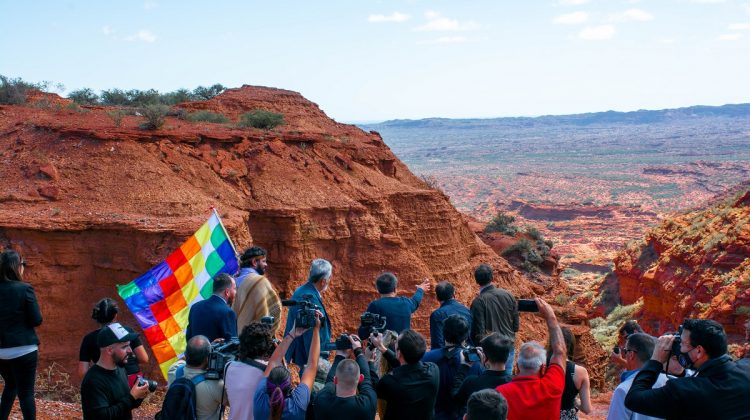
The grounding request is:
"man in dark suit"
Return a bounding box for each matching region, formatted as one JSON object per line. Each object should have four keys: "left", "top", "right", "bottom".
{"left": 284, "top": 258, "right": 333, "bottom": 368}
{"left": 430, "top": 280, "right": 472, "bottom": 349}
{"left": 186, "top": 273, "right": 238, "bottom": 342}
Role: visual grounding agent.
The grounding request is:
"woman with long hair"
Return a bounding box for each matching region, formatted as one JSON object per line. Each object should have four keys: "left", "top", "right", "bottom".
{"left": 548, "top": 327, "right": 592, "bottom": 420}
{"left": 78, "top": 297, "right": 149, "bottom": 382}
{"left": 0, "top": 249, "right": 43, "bottom": 420}
{"left": 254, "top": 313, "right": 321, "bottom": 420}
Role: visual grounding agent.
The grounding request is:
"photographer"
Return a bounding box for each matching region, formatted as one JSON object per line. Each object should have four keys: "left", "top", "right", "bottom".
{"left": 624, "top": 319, "right": 750, "bottom": 419}
{"left": 225, "top": 322, "right": 275, "bottom": 420}
{"left": 254, "top": 310, "right": 322, "bottom": 419}
{"left": 422, "top": 314, "right": 482, "bottom": 420}
{"left": 165, "top": 335, "right": 226, "bottom": 420}
{"left": 284, "top": 259, "right": 333, "bottom": 370}
{"left": 451, "top": 332, "right": 513, "bottom": 411}
{"left": 375, "top": 329, "right": 439, "bottom": 420}
{"left": 496, "top": 298, "right": 566, "bottom": 420}
{"left": 606, "top": 333, "right": 666, "bottom": 420}
{"left": 80, "top": 323, "right": 150, "bottom": 420}
{"left": 313, "top": 335, "right": 378, "bottom": 420}
{"left": 365, "top": 272, "right": 430, "bottom": 334}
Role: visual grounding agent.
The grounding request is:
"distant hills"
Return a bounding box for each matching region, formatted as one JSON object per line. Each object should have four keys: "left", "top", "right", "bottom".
{"left": 363, "top": 103, "right": 750, "bottom": 128}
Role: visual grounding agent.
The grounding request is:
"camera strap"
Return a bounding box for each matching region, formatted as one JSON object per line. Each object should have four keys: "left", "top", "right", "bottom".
{"left": 241, "top": 358, "right": 268, "bottom": 371}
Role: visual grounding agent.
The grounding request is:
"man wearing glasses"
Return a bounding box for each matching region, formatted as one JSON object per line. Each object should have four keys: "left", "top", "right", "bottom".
{"left": 606, "top": 333, "right": 667, "bottom": 420}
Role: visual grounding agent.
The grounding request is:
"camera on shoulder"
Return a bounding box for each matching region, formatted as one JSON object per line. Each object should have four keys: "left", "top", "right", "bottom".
{"left": 206, "top": 337, "right": 240, "bottom": 380}
{"left": 282, "top": 295, "right": 320, "bottom": 329}
{"left": 323, "top": 334, "right": 354, "bottom": 352}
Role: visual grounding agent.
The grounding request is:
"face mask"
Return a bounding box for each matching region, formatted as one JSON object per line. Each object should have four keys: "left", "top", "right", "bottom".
{"left": 677, "top": 348, "right": 696, "bottom": 370}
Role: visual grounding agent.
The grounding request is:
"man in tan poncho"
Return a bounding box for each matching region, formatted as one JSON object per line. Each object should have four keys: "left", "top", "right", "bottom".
{"left": 232, "top": 246, "right": 282, "bottom": 334}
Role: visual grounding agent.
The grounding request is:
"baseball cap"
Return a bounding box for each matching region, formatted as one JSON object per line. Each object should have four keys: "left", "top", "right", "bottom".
{"left": 97, "top": 322, "right": 138, "bottom": 348}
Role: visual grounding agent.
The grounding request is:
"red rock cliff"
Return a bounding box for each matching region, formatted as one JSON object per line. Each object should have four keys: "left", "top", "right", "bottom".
{"left": 0, "top": 86, "right": 541, "bottom": 379}
{"left": 614, "top": 189, "right": 750, "bottom": 338}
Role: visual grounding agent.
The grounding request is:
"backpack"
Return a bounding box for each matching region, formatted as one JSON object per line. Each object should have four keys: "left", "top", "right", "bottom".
{"left": 156, "top": 365, "right": 206, "bottom": 420}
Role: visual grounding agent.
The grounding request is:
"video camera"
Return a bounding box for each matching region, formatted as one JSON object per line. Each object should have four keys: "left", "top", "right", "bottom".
{"left": 205, "top": 337, "right": 240, "bottom": 380}
{"left": 323, "top": 334, "right": 355, "bottom": 352}
{"left": 281, "top": 295, "right": 320, "bottom": 329}
{"left": 357, "top": 312, "right": 387, "bottom": 340}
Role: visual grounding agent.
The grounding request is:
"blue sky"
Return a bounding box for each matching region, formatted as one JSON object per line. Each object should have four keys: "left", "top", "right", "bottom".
{"left": 1, "top": 0, "right": 749, "bottom": 121}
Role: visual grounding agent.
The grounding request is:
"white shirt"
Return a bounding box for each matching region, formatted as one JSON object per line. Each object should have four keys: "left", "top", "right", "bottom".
{"left": 607, "top": 371, "right": 669, "bottom": 420}
{"left": 225, "top": 359, "right": 267, "bottom": 420}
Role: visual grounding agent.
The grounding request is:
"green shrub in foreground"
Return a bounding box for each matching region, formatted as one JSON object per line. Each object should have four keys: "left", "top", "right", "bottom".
{"left": 139, "top": 104, "right": 169, "bottom": 130}
{"left": 238, "top": 110, "right": 284, "bottom": 130}
{"left": 187, "top": 110, "right": 229, "bottom": 123}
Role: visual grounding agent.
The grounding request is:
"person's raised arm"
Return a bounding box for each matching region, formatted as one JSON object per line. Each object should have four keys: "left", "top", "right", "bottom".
{"left": 264, "top": 322, "right": 309, "bottom": 376}
{"left": 537, "top": 298, "right": 566, "bottom": 368}
{"left": 300, "top": 313, "right": 322, "bottom": 390}
{"left": 410, "top": 279, "right": 430, "bottom": 311}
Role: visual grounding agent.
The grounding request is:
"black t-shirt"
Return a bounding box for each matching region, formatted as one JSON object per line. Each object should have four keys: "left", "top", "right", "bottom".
{"left": 314, "top": 354, "right": 377, "bottom": 420}
{"left": 80, "top": 364, "right": 142, "bottom": 420}
{"left": 79, "top": 327, "right": 143, "bottom": 374}
{"left": 453, "top": 366, "right": 512, "bottom": 409}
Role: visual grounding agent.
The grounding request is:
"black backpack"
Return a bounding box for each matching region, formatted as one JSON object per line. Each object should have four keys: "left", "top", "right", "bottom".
{"left": 156, "top": 365, "right": 206, "bottom": 420}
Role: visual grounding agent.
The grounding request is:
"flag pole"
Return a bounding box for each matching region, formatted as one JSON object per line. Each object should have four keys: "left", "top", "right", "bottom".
{"left": 211, "top": 207, "right": 240, "bottom": 260}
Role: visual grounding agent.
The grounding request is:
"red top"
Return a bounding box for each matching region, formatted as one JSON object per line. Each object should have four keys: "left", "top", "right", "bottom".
{"left": 496, "top": 362, "right": 565, "bottom": 420}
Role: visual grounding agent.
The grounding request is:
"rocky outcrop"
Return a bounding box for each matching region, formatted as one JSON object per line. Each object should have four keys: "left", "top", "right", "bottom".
{"left": 0, "top": 87, "right": 536, "bottom": 380}
{"left": 614, "top": 189, "right": 750, "bottom": 338}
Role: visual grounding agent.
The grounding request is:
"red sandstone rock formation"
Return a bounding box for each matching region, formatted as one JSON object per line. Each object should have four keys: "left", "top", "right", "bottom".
{"left": 614, "top": 189, "right": 750, "bottom": 339}
{"left": 0, "top": 87, "right": 542, "bottom": 381}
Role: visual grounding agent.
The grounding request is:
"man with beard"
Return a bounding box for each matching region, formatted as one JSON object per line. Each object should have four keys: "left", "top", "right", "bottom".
{"left": 80, "top": 323, "right": 150, "bottom": 420}
{"left": 232, "top": 246, "right": 282, "bottom": 334}
{"left": 186, "top": 273, "right": 238, "bottom": 342}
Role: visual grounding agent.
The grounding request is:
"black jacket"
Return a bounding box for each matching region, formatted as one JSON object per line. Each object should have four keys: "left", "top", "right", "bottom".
{"left": 469, "top": 285, "right": 519, "bottom": 344}
{"left": 624, "top": 356, "right": 750, "bottom": 420}
{"left": 376, "top": 359, "right": 440, "bottom": 420}
{"left": 0, "top": 279, "right": 43, "bottom": 348}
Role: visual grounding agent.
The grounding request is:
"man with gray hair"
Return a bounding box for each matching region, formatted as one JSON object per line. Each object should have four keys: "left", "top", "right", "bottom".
{"left": 496, "top": 298, "right": 566, "bottom": 420}
{"left": 166, "top": 335, "right": 227, "bottom": 420}
{"left": 607, "top": 333, "right": 666, "bottom": 420}
{"left": 284, "top": 258, "right": 333, "bottom": 368}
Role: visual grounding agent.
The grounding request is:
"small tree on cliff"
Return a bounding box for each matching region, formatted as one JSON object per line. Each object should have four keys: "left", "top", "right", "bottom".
{"left": 239, "top": 110, "right": 285, "bottom": 130}
{"left": 484, "top": 211, "right": 518, "bottom": 236}
{"left": 139, "top": 104, "right": 169, "bottom": 130}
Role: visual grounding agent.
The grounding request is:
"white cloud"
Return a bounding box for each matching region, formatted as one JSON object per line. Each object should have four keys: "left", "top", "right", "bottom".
{"left": 728, "top": 23, "right": 750, "bottom": 30}
{"left": 368, "top": 12, "right": 410, "bottom": 23}
{"left": 418, "top": 36, "right": 469, "bottom": 45}
{"left": 689, "top": 0, "right": 725, "bottom": 3}
{"left": 717, "top": 33, "right": 742, "bottom": 40}
{"left": 125, "top": 29, "right": 157, "bottom": 43}
{"left": 559, "top": 0, "right": 590, "bottom": 5}
{"left": 413, "top": 11, "right": 479, "bottom": 32}
{"left": 621, "top": 8, "right": 654, "bottom": 21}
{"left": 144, "top": 1, "right": 158, "bottom": 10}
{"left": 553, "top": 12, "right": 589, "bottom": 25}
{"left": 102, "top": 25, "right": 113, "bottom": 36}
{"left": 579, "top": 25, "right": 616, "bottom": 40}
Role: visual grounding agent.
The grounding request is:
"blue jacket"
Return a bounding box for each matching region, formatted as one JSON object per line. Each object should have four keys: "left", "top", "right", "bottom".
{"left": 429, "top": 299, "right": 472, "bottom": 349}
{"left": 284, "top": 282, "right": 331, "bottom": 366}
{"left": 422, "top": 346, "right": 483, "bottom": 420}
{"left": 365, "top": 288, "right": 424, "bottom": 334}
{"left": 186, "top": 295, "right": 237, "bottom": 342}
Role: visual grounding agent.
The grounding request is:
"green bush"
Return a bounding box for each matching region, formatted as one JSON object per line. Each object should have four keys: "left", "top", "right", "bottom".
{"left": 186, "top": 110, "right": 229, "bottom": 123}
{"left": 107, "top": 110, "right": 126, "bottom": 127}
{"left": 502, "top": 238, "right": 533, "bottom": 256}
{"left": 139, "top": 104, "right": 169, "bottom": 130}
{"left": 0, "top": 75, "right": 48, "bottom": 105}
{"left": 525, "top": 226, "right": 543, "bottom": 240}
{"left": 192, "top": 84, "right": 226, "bottom": 101}
{"left": 100, "top": 88, "right": 130, "bottom": 106}
{"left": 68, "top": 88, "right": 99, "bottom": 105}
{"left": 239, "top": 110, "right": 285, "bottom": 130}
{"left": 485, "top": 212, "right": 518, "bottom": 236}
{"left": 160, "top": 88, "right": 194, "bottom": 105}
{"left": 589, "top": 300, "right": 643, "bottom": 350}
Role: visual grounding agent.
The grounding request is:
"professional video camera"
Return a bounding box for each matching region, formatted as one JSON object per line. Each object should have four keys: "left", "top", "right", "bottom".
{"left": 281, "top": 295, "right": 320, "bottom": 329}
{"left": 260, "top": 315, "right": 275, "bottom": 326}
{"left": 357, "top": 312, "right": 387, "bottom": 339}
{"left": 205, "top": 337, "right": 240, "bottom": 380}
{"left": 323, "top": 334, "right": 354, "bottom": 352}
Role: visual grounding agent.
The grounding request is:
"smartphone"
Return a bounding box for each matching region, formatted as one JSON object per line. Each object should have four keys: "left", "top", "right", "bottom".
{"left": 517, "top": 299, "right": 539, "bottom": 312}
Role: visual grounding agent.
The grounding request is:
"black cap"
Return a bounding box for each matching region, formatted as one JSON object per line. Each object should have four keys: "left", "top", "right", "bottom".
{"left": 97, "top": 323, "right": 138, "bottom": 348}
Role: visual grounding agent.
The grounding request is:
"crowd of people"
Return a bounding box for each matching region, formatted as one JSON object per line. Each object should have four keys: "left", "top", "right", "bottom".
{"left": 2, "top": 246, "right": 750, "bottom": 420}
